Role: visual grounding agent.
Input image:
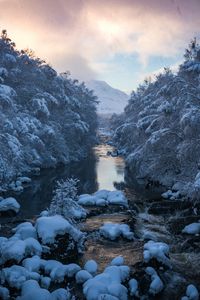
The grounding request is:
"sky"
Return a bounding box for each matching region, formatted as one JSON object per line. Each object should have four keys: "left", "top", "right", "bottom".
{"left": 0, "top": 0, "right": 199, "bottom": 93}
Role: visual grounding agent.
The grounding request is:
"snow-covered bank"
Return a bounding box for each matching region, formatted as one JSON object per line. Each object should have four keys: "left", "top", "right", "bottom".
{"left": 0, "top": 31, "right": 97, "bottom": 189}
{"left": 111, "top": 39, "right": 200, "bottom": 201}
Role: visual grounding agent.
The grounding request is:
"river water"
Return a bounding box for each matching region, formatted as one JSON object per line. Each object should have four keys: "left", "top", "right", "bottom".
{"left": 1, "top": 136, "right": 125, "bottom": 221}
{"left": 1, "top": 132, "right": 200, "bottom": 299}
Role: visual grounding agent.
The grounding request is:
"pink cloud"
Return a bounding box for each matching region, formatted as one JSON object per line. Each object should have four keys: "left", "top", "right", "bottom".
{"left": 0, "top": 0, "right": 199, "bottom": 80}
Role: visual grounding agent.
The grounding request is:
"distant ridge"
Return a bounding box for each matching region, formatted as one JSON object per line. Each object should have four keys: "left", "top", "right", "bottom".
{"left": 86, "top": 80, "right": 129, "bottom": 114}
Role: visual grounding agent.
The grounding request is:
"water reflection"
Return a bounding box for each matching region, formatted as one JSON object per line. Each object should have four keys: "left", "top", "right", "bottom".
{"left": 8, "top": 143, "right": 125, "bottom": 219}
{"left": 94, "top": 144, "right": 125, "bottom": 191}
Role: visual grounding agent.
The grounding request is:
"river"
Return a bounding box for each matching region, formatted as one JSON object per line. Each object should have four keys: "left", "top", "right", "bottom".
{"left": 1, "top": 131, "right": 200, "bottom": 299}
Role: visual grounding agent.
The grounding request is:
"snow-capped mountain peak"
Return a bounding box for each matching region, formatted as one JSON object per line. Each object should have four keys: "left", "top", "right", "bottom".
{"left": 86, "top": 80, "right": 129, "bottom": 114}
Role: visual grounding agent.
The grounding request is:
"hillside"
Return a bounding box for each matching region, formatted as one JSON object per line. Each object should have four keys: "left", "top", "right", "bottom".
{"left": 0, "top": 31, "right": 97, "bottom": 187}
{"left": 86, "top": 80, "right": 129, "bottom": 114}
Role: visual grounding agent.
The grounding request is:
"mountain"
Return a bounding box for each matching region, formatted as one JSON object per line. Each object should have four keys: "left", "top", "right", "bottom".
{"left": 86, "top": 80, "right": 129, "bottom": 114}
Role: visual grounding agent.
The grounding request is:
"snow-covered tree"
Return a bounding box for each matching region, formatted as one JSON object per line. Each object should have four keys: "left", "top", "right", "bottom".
{"left": 49, "top": 179, "right": 86, "bottom": 221}
{"left": 0, "top": 30, "right": 98, "bottom": 187}
{"left": 111, "top": 38, "right": 200, "bottom": 201}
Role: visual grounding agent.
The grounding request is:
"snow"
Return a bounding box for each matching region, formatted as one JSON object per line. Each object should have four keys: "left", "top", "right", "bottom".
{"left": 98, "top": 295, "right": 118, "bottom": 300}
{"left": 129, "top": 278, "right": 139, "bottom": 297}
{"left": 146, "top": 267, "right": 164, "bottom": 295}
{"left": 0, "top": 237, "right": 42, "bottom": 265}
{"left": 78, "top": 195, "right": 97, "bottom": 206}
{"left": 86, "top": 80, "right": 128, "bottom": 114}
{"left": 35, "top": 215, "right": 83, "bottom": 244}
{"left": 143, "top": 240, "right": 170, "bottom": 267}
{"left": 17, "top": 280, "right": 50, "bottom": 300}
{"left": 12, "top": 222, "right": 37, "bottom": 240}
{"left": 100, "top": 223, "right": 134, "bottom": 240}
{"left": 111, "top": 256, "right": 124, "bottom": 266}
{"left": 0, "top": 286, "right": 9, "bottom": 300}
{"left": 107, "top": 191, "right": 128, "bottom": 207}
{"left": 78, "top": 190, "right": 128, "bottom": 207}
{"left": 51, "top": 288, "right": 71, "bottom": 300}
{"left": 1, "top": 266, "right": 40, "bottom": 289}
{"left": 0, "top": 197, "right": 20, "bottom": 213}
{"left": 76, "top": 270, "right": 93, "bottom": 284}
{"left": 94, "top": 189, "right": 110, "bottom": 199}
{"left": 17, "top": 176, "right": 32, "bottom": 184}
{"left": 84, "top": 260, "right": 98, "bottom": 275}
{"left": 182, "top": 222, "right": 200, "bottom": 235}
{"left": 40, "top": 276, "right": 51, "bottom": 289}
{"left": 181, "top": 284, "right": 199, "bottom": 300}
{"left": 22, "top": 255, "right": 42, "bottom": 272}
{"left": 83, "top": 264, "right": 130, "bottom": 300}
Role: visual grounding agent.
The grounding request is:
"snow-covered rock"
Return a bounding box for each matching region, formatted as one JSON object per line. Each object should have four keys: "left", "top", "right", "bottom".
{"left": 143, "top": 240, "right": 170, "bottom": 267}
{"left": 107, "top": 191, "right": 128, "bottom": 207}
{"left": 181, "top": 284, "right": 199, "bottom": 300}
{"left": 0, "top": 197, "right": 20, "bottom": 214}
{"left": 93, "top": 189, "right": 110, "bottom": 199}
{"left": 83, "top": 264, "right": 129, "bottom": 300}
{"left": 146, "top": 267, "right": 164, "bottom": 295}
{"left": 129, "top": 278, "right": 139, "bottom": 297}
{"left": 182, "top": 222, "right": 200, "bottom": 235}
{"left": 78, "top": 190, "right": 128, "bottom": 207}
{"left": 22, "top": 255, "right": 41, "bottom": 272}
{"left": 111, "top": 256, "right": 124, "bottom": 266}
{"left": 17, "top": 280, "right": 50, "bottom": 300}
{"left": 35, "top": 215, "right": 83, "bottom": 244}
{"left": 12, "top": 222, "right": 37, "bottom": 240}
{"left": 162, "top": 190, "right": 180, "bottom": 200}
{"left": 1, "top": 266, "right": 40, "bottom": 289}
{"left": 51, "top": 288, "right": 71, "bottom": 300}
{"left": 78, "top": 195, "right": 97, "bottom": 206}
{"left": 0, "top": 237, "right": 42, "bottom": 264}
{"left": 0, "top": 286, "right": 9, "bottom": 300}
{"left": 100, "top": 223, "right": 134, "bottom": 240}
{"left": 40, "top": 276, "right": 51, "bottom": 289}
{"left": 84, "top": 260, "right": 98, "bottom": 275}
{"left": 76, "top": 270, "right": 93, "bottom": 284}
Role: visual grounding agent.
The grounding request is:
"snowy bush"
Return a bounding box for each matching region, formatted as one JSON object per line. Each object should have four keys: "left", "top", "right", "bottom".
{"left": 49, "top": 179, "right": 86, "bottom": 221}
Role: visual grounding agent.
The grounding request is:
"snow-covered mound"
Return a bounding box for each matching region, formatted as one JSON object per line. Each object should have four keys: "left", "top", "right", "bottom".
{"left": 35, "top": 215, "right": 83, "bottom": 244}
{"left": 86, "top": 80, "right": 129, "bottom": 114}
{"left": 0, "top": 197, "right": 20, "bottom": 214}
{"left": 78, "top": 189, "right": 128, "bottom": 207}
{"left": 143, "top": 240, "right": 170, "bottom": 267}
{"left": 0, "top": 31, "right": 97, "bottom": 188}
{"left": 111, "top": 39, "right": 200, "bottom": 201}
{"left": 100, "top": 223, "right": 134, "bottom": 240}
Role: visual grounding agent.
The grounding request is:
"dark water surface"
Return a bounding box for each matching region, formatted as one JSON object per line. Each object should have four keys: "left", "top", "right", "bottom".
{"left": 4, "top": 142, "right": 125, "bottom": 220}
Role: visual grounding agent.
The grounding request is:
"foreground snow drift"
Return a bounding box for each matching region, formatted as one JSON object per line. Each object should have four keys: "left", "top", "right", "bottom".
{"left": 35, "top": 215, "right": 83, "bottom": 244}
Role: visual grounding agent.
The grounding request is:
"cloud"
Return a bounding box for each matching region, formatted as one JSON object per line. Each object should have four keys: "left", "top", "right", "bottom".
{"left": 0, "top": 0, "right": 199, "bottom": 86}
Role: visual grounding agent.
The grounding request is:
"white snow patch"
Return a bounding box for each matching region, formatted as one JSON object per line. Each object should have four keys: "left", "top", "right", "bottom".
{"left": 143, "top": 240, "right": 170, "bottom": 267}
{"left": 111, "top": 256, "right": 124, "bottom": 266}
{"left": 0, "top": 197, "right": 20, "bottom": 213}
{"left": 84, "top": 260, "right": 98, "bottom": 275}
{"left": 182, "top": 222, "right": 200, "bottom": 235}
{"left": 1, "top": 266, "right": 40, "bottom": 289}
{"left": 35, "top": 215, "right": 83, "bottom": 244}
{"left": 76, "top": 270, "right": 93, "bottom": 284}
{"left": 100, "top": 223, "right": 134, "bottom": 240}
{"left": 129, "top": 278, "right": 139, "bottom": 297}
{"left": 146, "top": 267, "right": 164, "bottom": 295}
{"left": 0, "top": 286, "right": 9, "bottom": 300}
